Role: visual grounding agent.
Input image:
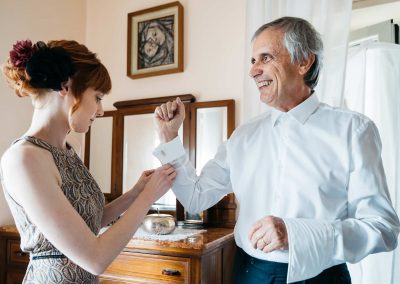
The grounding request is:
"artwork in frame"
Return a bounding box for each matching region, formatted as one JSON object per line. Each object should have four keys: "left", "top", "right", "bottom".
{"left": 127, "top": 1, "right": 184, "bottom": 79}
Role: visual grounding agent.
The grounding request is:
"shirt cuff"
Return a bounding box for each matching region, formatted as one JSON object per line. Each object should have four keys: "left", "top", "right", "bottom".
{"left": 152, "top": 136, "right": 186, "bottom": 164}
{"left": 282, "top": 218, "right": 335, "bottom": 283}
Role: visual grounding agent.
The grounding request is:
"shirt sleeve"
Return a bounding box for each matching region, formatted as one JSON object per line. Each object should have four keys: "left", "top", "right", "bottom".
{"left": 283, "top": 120, "right": 400, "bottom": 283}
{"left": 153, "top": 136, "right": 233, "bottom": 213}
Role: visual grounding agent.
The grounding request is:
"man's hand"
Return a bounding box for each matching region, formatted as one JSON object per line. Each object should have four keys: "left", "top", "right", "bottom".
{"left": 248, "top": 215, "right": 288, "bottom": 253}
{"left": 154, "top": 97, "right": 185, "bottom": 143}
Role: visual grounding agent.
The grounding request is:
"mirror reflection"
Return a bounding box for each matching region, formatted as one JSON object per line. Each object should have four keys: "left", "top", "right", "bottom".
{"left": 122, "top": 113, "right": 183, "bottom": 209}
{"left": 89, "top": 116, "right": 113, "bottom": 194}
{"left": 184, "top": 106, "right": 229, "bottom": 225}
{"left": 196, "top": 107, "right": 228, "bottom": 173}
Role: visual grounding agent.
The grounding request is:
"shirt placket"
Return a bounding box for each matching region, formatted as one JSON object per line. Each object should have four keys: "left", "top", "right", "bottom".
{"left": 273, "top": 114, "right": 289, "bottom": 212}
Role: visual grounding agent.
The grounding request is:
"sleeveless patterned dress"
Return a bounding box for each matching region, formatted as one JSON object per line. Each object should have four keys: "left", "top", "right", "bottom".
{"left": 1, "top": 136, "right": 105, "bottom": 283}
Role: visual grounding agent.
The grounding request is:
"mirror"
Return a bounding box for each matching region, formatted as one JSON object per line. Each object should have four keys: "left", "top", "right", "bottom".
{"left": 122, "top": 112, "right": 183, "bottom": 209}
{"left": 188, "top": 100, "right": 236, "bottom": 227}
{"left": 183, "top": 106, "right": 229, "bottom": 226}
{"left": 90, "top": 117, "right": 113, "bottom": 194}
{"left": 84, "top": 111, "right": 117, "bottom": 201}
{"left": 195, "top": 107, "right": 227, "bottom": 173}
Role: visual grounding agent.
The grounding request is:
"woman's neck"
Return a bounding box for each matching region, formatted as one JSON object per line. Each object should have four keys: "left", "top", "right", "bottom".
{"left": 25, "top": 104, "right": 71, "bottom": 150}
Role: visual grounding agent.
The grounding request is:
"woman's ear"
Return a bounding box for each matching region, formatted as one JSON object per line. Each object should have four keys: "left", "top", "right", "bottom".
{"left": 298, "top": 54, "right": 315, "bottom": 75}
{"left": 59, "top": 79, "right": 71, "bottom": 97}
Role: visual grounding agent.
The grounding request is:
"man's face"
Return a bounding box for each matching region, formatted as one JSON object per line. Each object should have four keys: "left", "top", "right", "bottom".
{"left": 249, "top": 28, "right": 306, "bottom": 111}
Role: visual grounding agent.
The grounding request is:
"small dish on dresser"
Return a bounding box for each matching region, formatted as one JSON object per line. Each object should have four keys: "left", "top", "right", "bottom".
{"left": 142, "top": 213, "right": 176, "bottom": 235}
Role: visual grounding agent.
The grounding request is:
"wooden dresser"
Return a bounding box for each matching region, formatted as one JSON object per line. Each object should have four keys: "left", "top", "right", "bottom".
{"left": 0, "top": 226, "right": 29, "bottom": 284}
{"left": 0, "top": 225, "right": 235, "bottom": 284}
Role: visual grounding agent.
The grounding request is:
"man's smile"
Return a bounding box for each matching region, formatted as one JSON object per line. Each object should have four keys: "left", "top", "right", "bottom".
{"left": 256, "top": 80, "right": 273, "bottom": 88}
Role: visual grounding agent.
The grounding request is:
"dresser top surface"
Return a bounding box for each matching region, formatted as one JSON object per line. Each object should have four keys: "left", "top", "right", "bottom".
{"left": 127, "top": 227, "right": 234, "bottom": 253}
{"left": 1, "top": 225, "right": 234, "bottom": 256}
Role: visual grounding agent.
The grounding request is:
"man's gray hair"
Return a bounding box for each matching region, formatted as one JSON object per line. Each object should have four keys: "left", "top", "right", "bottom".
{"left": 252, "top": 17, "right": 323, "bottom": 90}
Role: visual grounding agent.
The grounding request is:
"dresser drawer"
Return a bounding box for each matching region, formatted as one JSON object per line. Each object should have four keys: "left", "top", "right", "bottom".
{"left": 101, "top": 252, "right": 190, "bottom": 283}
{"left": 7, "top": 240, "right": 29, "bottom": 265}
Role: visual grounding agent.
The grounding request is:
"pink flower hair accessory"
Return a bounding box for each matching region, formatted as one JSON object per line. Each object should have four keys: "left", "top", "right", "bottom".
{"left": 9, "top": 39, "right": 37, "bottom": 68}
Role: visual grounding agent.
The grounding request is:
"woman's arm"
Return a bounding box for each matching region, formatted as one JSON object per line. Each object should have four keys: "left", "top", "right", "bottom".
{"left": 1, "top": 144, "right": 175, "bottom": 276}
{"left": 101, "top": 170, "right": 154, "bottom": 227}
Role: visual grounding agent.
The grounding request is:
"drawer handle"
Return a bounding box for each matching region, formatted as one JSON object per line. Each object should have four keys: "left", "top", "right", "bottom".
{"left": 15, "top": 251, "right": 28, "bottom": 257}
{"left": 162, "top": 268, "right": 181, "bottom": 276}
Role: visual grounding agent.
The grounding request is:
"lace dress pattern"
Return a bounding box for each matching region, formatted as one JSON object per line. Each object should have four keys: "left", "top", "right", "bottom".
{"left": 2, "top": 136, "right": 105, "bottom": 283}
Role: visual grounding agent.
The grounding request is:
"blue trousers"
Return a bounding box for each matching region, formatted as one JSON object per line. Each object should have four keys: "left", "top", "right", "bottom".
{"left": 233, "top": 247, "right": 351, "bottom": 284}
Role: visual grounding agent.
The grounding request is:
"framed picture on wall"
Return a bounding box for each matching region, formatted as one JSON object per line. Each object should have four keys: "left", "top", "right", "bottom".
{"left": 127, "top": 1, "right": 184, "bottom": 79}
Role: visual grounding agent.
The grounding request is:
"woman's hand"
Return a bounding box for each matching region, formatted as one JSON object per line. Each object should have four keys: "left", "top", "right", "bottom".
{"left": 143, "top": 164, "right": 176, "bottom": 201}
{"left": 132, "top": 169, "right": 155, "bottom": 194}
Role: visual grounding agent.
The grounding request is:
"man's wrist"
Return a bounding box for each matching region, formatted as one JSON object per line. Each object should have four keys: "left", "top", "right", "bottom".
{"left": 159, "top": 131, "right": 178, "bottom": 143}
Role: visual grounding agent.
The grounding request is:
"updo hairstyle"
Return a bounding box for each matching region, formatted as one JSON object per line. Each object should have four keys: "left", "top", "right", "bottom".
{"left": 2, "top": 39, "right": 111, "bottom": 113}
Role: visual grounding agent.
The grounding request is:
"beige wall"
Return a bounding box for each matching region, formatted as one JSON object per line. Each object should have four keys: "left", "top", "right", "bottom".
{"left": 0, "top": 0, "right": 86, "bottom": 225}
{"left": 85, "top": 0, "right": 246, "bottom": 118}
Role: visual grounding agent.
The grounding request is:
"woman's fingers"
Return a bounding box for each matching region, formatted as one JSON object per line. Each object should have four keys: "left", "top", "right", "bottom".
{"left": 168, "top": 171, "right": 177, "bottom": 180}
{"left": 143, "top": 169, "right": 155, "bottom": 176}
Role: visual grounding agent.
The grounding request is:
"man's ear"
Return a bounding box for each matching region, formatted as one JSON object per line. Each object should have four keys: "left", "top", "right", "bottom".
{"left": 298, "top": 54, "right": 315, "bottom": 75}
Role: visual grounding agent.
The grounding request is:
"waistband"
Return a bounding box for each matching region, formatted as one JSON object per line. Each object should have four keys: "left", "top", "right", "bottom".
{"left": 31, "top": 252, "right": 67, "bottom": 260}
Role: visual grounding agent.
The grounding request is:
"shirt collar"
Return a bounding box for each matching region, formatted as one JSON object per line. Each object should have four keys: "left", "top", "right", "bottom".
{"left": 271, "top": 94, "right": 320, "bottom": 127}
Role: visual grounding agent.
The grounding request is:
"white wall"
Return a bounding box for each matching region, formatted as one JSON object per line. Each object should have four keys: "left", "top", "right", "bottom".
{"left": 0, "top": 0, "right": 86, "bottom": 225}
{"left": 351, "top": 1, "right": 400, "bottom": 30}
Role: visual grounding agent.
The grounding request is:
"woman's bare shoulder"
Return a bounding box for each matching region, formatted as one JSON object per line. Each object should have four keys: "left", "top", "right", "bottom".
{"left": 1, "top": 139, "right": 53, "bottom": 169}
{"left": 1, "top": 140, "right": 61, "bottom": 199}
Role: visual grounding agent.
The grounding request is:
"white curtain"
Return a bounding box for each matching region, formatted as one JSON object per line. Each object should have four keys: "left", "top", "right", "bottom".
{"left": 344, "top": 42, "right": 400, "bottom": 284}
{"left": 243, "top": 0, "right": 352, "bottom": 122}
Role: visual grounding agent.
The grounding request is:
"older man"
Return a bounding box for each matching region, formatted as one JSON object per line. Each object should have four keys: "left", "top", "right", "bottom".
{"left": 153, "top": 17, "right": 400, "bottom": 283}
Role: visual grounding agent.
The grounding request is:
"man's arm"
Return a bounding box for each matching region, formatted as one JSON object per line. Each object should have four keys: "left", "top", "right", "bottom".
{"left": 153, "top": 98, "right": 233, "bottom": 212}
{"left": 282, "top": 120, "right": 399, "bottom": 282}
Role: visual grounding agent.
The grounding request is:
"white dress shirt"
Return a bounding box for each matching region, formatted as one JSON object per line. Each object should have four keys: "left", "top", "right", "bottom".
{"left": 153, "top": 94, "right": 400, "bottom": 283}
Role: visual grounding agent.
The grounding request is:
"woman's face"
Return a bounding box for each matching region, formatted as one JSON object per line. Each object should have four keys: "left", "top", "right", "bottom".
{"left": 146, "top": 26, "right": 166, "bottom": 45}
{"left": 69, "top": 87, "right": 104, "bottom": 133}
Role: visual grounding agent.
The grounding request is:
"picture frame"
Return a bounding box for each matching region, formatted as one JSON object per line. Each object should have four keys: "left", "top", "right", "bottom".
{"left": 127, "top": 2, "right": 184, "bottom": 79}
